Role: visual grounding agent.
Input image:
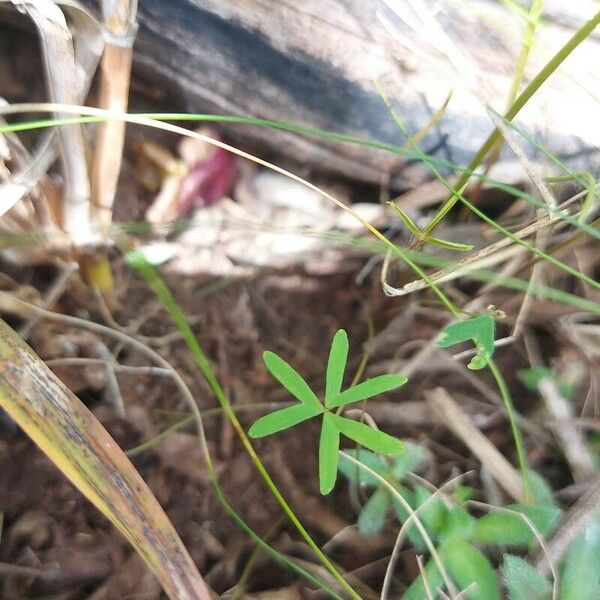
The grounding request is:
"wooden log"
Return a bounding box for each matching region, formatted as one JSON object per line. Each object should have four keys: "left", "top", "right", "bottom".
{"left": 3, "top": 1, "right": 600, "bottom": 186}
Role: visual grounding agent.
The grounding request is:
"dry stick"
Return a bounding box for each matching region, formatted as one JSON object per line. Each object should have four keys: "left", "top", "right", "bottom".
{"left": 425, "top": 388, "right": 525, "bottom": 502}
{"left": 534, "top": 476, "right": 600, "bottom": 576}
{"left": 92, "top": 0, "right": 138, "bottom": 228}
{"left": 25, "top": 2, "right": 97, "bottom": 248}
{"left": 524, "top": 332, "right": 597, "bottom": 482}
{"left": 18, "top": 260, "right": 78, "bottom": 340}
{"left": 382, "top": 199, "right": 577, "bottom": 296}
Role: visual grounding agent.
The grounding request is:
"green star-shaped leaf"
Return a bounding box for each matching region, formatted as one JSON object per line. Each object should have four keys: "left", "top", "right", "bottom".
{"left": 249, "top": 329, "right": 407, "bottom": 494}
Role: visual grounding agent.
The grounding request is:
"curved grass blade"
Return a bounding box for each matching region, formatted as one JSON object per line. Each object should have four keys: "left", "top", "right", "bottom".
{"left": 0, "top": 319, "right": 210, "bottom": 600}
{"left": 319, "top": 413, "right": 341, "bottom": 494}
{"left": 263, "top": 351, "right": 321, "bottom": 410}
{"left": 325, "top": 329, "right": 348, "bottom": 407}
{"left": 329, "top": 374, "right": 408, "bottom": 408}
{"left": 248, "top": 403, "right": 322, "bottom": 438}
{"left": 331, "top": 415, "right": 404, "bottom": 455}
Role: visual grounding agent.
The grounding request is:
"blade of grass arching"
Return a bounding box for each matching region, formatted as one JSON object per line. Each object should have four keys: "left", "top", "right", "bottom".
{"left": 420, "top": 9, "right": 600, "bottom": 239}
{"left": 124, "top": 245, "right": 363, "bottom": 600}
{"left": 0, "top": 103, "right": 460, "bottom": 322}
{"left": 0, "top": 104, "right": 467, "bottom": 317}
{"left": 0, "top": 319, "right": 211, "bottom": 600}
{"left": 377, "top": 85, "right": 600, "bottom": 295}
{"left": 0, "top": 109, "right": 579, "bottom": 217}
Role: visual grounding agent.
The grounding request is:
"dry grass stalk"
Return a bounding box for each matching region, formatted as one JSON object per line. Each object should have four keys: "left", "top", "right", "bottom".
{"left": 91, "top": 0, "right": 138, "bottom": 228}
{"left": 25, "top": 0, "right": 96, "bottom": 247}
{"left": 426, "top": 388, "right": 525, "bottom": 502}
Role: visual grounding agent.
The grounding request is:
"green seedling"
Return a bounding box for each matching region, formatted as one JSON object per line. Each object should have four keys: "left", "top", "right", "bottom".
{"left": 437, "top": 313, "right": 496, "bottom": 370}
{"left": 502, "top": 518, "right": 600, "bottom": 600}
{"left": 338, "top": 445, "right": 424, "bottom": 537}
{"left": 249, "top": 329, "right": 407, "bottom": 494}
{"left": 399, "top": 470, "right": 560, "bottom": 600}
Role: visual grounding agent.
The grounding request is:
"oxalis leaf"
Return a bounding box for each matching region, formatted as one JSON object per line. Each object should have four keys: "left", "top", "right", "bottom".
{"left": 249, "top": 329, "right": 407, "bottom": 494}
{"left": 437, "top": 314, "right": 496, "bottom": 370}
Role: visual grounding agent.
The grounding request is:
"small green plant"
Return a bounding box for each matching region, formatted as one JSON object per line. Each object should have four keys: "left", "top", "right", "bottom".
{"left": 437, "top": 312, "right": 496, "bottom": 370}
{"left": 343, "top": 449, "right": 564, "bottom": 599}
{"left": 502, "top": 518, "right": 600, "bottom": 600}
{"left": 249, "top": 329, "right": 407, "bottom": 494}
{"left": 338, "top": 445, "right": 424, "bottom": 536}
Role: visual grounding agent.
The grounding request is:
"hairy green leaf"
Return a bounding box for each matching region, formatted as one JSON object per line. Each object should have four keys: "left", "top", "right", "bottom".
{"left": 391, "top": 442, "right": 424, "bottom": 481}
{"left": 402, "top": 558, "right": 444, "bottom": 600}
{"left": 338, "top": 449, "right": 388, "bottom": 486}
{"left": 561, "top": 520, "right": 600, "bottom": 600}
{"left": 502, "top": 555, "right": 551, "bottom": 600}
{"left": 472, "top": 505, "right": 561, "bottom": 547}
{"left": 357, "top": 487, "right": 390, "bottom": 535}
{"left": 325, "top": 329, "right": 349, "bottom": 407}
{"left": 441, "top": 538, "right": 500, "bottom": 600}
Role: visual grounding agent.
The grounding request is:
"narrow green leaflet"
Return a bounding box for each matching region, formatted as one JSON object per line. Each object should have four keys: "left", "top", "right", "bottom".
{"left": 329, "top": 374, "right": 408, "bottom": 408}
{"left": 561, "top": 520, "right": 600, "bottom": 600}
{"left": 331, "top": 414, "right": 404, "bottom": 455}
{"left": 437, "top": 314, "right": 496, "bottom": 370}
{"left": 325, "top": 329, "right": 348, "bottom": 406}
{"left": 249, "top": 403, "right": 322, "bottom": 438}
{"left": 357, "top": 487, "right": 390, "bottom": 535}
{"left": 262, "top": 351, "right": 322, "bottom": 409}
{"left": 440, "top": 538, "right": 500, "bottom": 600}
{"left": 501, "top": 555, "right": 551, "bottom": 600}
{"left": 319, "top": 413, "right": 341, "bottom": 494}
{"left": 387, "top": 202, "right": 473, "bottom": 251}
